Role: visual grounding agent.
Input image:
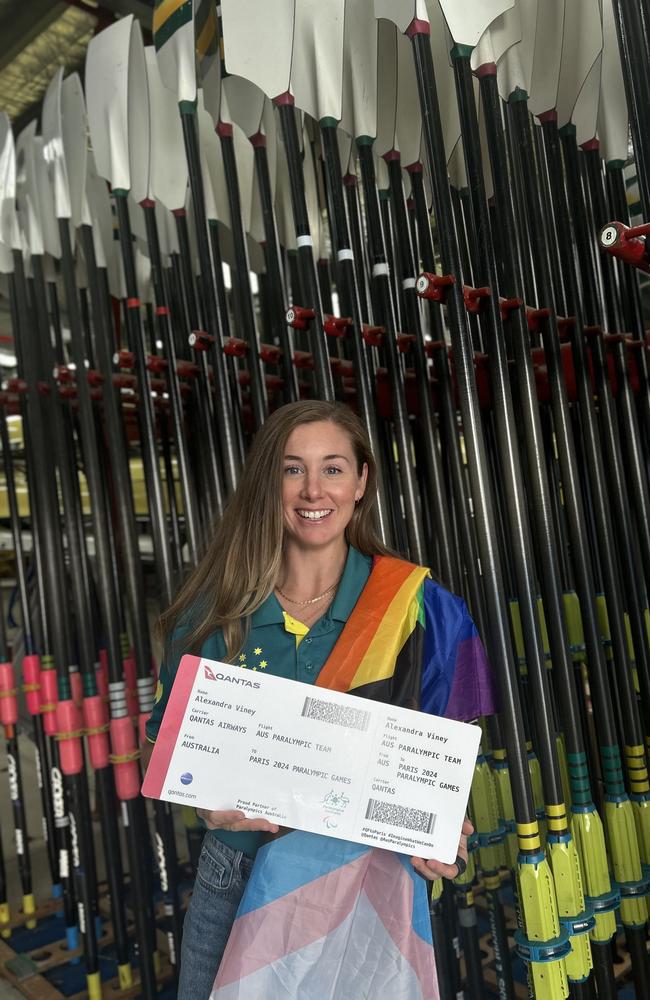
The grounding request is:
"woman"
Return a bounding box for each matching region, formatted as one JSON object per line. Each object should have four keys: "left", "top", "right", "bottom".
{"left": 145, "top": 400, "right": 496, "bottom": 999}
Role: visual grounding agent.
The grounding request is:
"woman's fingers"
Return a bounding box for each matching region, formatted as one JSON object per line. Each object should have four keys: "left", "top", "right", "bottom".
{"left": 228, "top": 818, "right": 280, "bottom": 833}
{"left": 196, "top": 808, "right": 279, "bottom": 833}
{"left": 411, "top": 856, "right": 462, "bottom": 880}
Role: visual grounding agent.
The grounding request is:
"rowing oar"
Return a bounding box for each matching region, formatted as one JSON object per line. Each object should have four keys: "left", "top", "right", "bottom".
{"left": 563, "top": 125, "right": 650, "bottom": 747}
{"left": 496, "top": 4, "right": 650, "bottom": 992}
{"left": 222, "top": 0, "right": 401, "bottom": 543}
{"left": 472, "top": 7, "right": 618, "bottom": 995}
{"left": 14, "top": 120, "right": 102, "bottom": 994}
{"left": 596, "top": 5, "right": 645, "bottom": 337}
{"left": 437, "top": 6, "right": 596, "bottom": 997}
{"left": 0, "top": 113, "right": 65, "bottom": 925}
{"left": 153, "top": 0, "right": 244, "bottom": 492}
{"left": 44, "top": 66, "right": 150, "bottom": 989}
{"left": 86, "top": 17, "right": 185, "bottom": 985}
{"left": 610, "top": 0, "right": 650, "bottom": 218}
{"left": 381, "top": 1, "right": 572, "bottom": 996}
{"left": 371, "top": 16, "right": 457, "bottom": 576}
{"left": 221, "top": 75, "right": 299, "bottom": 402}
{"left": 220, "top": 0, "right": 334, "bottom": 401}
{"left": 199, "top": 4, "right": 268, "bottom": 429}
{"left": 0, "top": 404, "right": 35, "bottom": 937}
{"left": 142, "top": 46, "right": 203, "bottom": 562}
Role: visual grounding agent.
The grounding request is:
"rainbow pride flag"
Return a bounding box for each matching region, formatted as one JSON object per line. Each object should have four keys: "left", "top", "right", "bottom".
{"left": 210, "top": 557, "right": 496, "bottom": 999}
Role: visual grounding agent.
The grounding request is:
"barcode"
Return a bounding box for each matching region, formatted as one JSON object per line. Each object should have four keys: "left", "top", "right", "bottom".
{"left": 365, "top": 798, "right": 437, "bottom": 835}
{"left": 301, "top": 696, "right": 371, "bottom": 732}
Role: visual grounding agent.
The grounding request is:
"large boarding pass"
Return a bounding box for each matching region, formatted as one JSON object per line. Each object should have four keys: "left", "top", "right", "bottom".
{"left": 142, "top": 655, "right": 481, "bottom": 862}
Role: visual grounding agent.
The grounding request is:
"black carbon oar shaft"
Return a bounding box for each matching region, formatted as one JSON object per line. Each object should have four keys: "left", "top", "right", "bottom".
{"left": 274, "top": 99, "right": 334, "bottom": 401}
{"left": 319, "top": 123, "right": 392, "bottom": 546}
{"left": 113, "top": 192, "right": 186, "bottom": 972}
{"left": 356, "top": 141, "right": 426, "bottom": 561}
{"left": 218, "top": 125, "right": 268, "bottom": 427}
{"left": 141, "top": 202, "right": 202, "bottom": 563}
{"left": 251, "top": 136, "right": 299, "bottom": 402}
{"left": 410, "top": 28, "right": 536, "bottom": 829}
{"left": 180, "top": 105, "right": 243, "bottom": 489}
{"left": 409, "top": 165, "right": 477, "bottom": 602}
{"left": 7, "top": 264, "right": 71, "bottom": 925}
{"left": 25, "top": 252, "right": 99, "bottom": 978}
{"left": 384, "top": 154, "right": 455, "bottom": 579}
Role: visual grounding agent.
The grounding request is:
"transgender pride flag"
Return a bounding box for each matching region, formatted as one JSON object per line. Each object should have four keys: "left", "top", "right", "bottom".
{"left": 210, "top": 557, "right": 495, "bottom": 998}
{"left": 211, "top": 832, "right": 438, "bottom": 999}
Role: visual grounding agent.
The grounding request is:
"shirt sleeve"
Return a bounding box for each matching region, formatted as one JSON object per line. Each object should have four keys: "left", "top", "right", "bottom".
{"left": 420, "top": 578, "right": 498, "bottom": 721}
{"left": 145, "top": 634, "right": 184, "bottom": 744}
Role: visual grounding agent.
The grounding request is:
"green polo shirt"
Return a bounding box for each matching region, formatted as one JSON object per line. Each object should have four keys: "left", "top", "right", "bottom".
{"left": 146, "top": 545, "right": 372, "bottom": 857}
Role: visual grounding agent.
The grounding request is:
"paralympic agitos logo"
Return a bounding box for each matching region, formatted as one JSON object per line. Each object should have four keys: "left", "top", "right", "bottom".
{"left": 203, "top": 664, "right": 261, "bottom": 689}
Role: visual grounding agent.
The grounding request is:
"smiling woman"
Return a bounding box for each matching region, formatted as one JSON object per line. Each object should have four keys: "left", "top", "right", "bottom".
{"left": 146, "top": 400, "right": 496, "bottom": 1000}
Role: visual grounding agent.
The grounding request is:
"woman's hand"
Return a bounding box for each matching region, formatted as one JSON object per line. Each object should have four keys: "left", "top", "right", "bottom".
{"left": 411, "top": 817, "right": 473, "bottom": 881}
{"left": 196, "top": 808, "right": 280, "bottom": 834}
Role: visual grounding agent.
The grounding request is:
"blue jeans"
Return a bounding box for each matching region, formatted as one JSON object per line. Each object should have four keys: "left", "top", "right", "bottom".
{"left": 178, "top": 834, "right": 253, "bottom": 999}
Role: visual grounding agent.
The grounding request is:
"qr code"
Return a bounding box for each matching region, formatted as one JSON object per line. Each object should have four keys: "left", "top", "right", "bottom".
{"left": 301, "top": 696, "right": 371, "bottom": 732}
{"left": 365, "top": 798, "right": 437, "bottom": 835}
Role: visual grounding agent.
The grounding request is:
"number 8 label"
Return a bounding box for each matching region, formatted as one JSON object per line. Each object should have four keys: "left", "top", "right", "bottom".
{"left": 600, "top": 224, "right": 620, "bottom": 248}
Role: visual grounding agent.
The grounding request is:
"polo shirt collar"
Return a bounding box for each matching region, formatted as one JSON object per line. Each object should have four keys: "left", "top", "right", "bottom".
{"left": 249, "top": 545, "right": 371, "bottom": 627}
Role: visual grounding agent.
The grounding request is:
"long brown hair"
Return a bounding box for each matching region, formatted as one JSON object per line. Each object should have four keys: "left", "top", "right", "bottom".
{"left": 159, "top": 401, "right": 391, "bottom": 660}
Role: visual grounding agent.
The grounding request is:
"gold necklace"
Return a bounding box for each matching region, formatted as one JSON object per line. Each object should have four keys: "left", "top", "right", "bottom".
{"left": 275, "top": 579, "right": 340, "bottom": 606}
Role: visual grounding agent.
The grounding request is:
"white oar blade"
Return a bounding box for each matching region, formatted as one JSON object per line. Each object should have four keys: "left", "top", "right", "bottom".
{"left": 597, "top": 2, "right": 629, "bottom": 164}
{"left": 83, "top": 149, "right": 113, "bottom": 270}
{"left": 0, "top": 113, "right": 21, "bottom": 250}
{"left": 472, "top": 4, "right": 522, "bottom": 71}
{"left": 374, "top": 1, "right": 428, "bottom": 35}
{"left": 425, "top": 0, "right": 460, "bottom": 164}
{"left": 0, "top": 239, "right": 13, "bottom": 275}
{"left": 496, "top": 0, "right": 538, "bottom": 100}
{"left": 42, "top": 68, "right": 71, "bottom": 221}
{"left": 222, "top": 0, "right": 294, "bottom": 101}
{"left": 396, "top": 28, "right": 423, "bottom": 166}
{"left": 153, "top": 0, "right": 197, "bottom": 102}
{"left": 197, "top": 91, "right": 227, "bottom": 223}
{"left": 16, "top": 123, "right": 60, "bottom": 259}
{"left": 374, "top": 18, "right": 398, "bottom": 157}
{"left": 195, "top": 0, "right": 221, "bottom": 123}
{"left": 290, "top": 0, "right": 345, "bottom": 121}
{"left": 340, "top": 0, "right": 379, "bottom": 140}
{"left": 555, "top": 0, "right": 602, "bottom": 128}
{"left": 86, "top": 16, "right": 150, "bottom": 201}
{"left": 527, "top": 0, "right": 563, "bottom": 113}
{"left": 448, "top": 137, "right": 468, "bottom": 190}
{"left": 572, "top": 53, "right": 602, "bottom": 145}
{"left": 438, "top": 0, "right": 515, "bottom": 48}
{"left": 61, "top": 74, "right": 89, "bottom": 230}
{"left": 145, "top": 46, "right": 188, "bottom": 211}
{"left": 222, "top": 76, "right": 266, "bottom": 138}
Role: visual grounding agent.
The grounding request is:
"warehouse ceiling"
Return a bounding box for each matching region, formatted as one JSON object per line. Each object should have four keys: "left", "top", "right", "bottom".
{"left": 0, "top": 0, "right": 153, "bottom": 125}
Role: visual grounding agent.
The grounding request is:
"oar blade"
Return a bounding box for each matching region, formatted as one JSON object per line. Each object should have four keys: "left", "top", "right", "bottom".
{"left": 145, "top": 46, "right": 188, "bottom": 211}
{"left": 61, "top": 74, "right": 89, "bottom": 231}
{"left": 41, "top": 68, "right": 71, "bottom": 221}
{"left": 86, "top": 15, "right": 150, "bottom": 200}
{"left": 597, "top": 2, "right": 629, "bottom": 164}
{"left": 221, "top": 0, "right": 294, "bottom": 100}
{"left": 340, "top": 0, "right": 379, "bottom": 140}
{"left": 290, "top": 0, "right": 345, "bottom": 121}
{"left": 555, "top": 0, "right": 603, "bottom": 128}
{"left": 438, "top": 0, "right": 515, "bottom": 48}
{"left": 0, "top": 113, "right": 21, "bottom": 250}
{"left": 153, "top": 0, "right": 197, "bottom": 101}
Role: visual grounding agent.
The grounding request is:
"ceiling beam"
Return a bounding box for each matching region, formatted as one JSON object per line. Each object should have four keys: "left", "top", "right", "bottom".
{"left": 0, "top": 0, "right": 68, "bottom": 74}
{"left": 96, "top": 0, "right": 153, "bottom": 27}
